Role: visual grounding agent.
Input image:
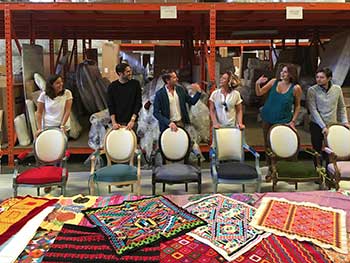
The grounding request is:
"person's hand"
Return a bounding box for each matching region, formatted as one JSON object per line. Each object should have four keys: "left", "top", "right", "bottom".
{"left": 191, "top": 83, "right": 202, "bottom": 93}
{"left": 238, "top": 123, "right": 245, "bottom": 130}
{"left": 169, "top": 122, "right": 178, "bottom": 132}
{"left": 288, "top": 121, "right": 296, "bottom": 131}
{"left": 344, "top": 123, "right": 350, "bottom": 129}
{"left": 256, "top": 75, "right": 268, "bottom": 85}
{"left": 213, "top": 123, "right": 220, "bottom": 129}
{"left": 112, "top": 122, "right": 121, "bottom": 130}
{"left": 35, "top": 129, "right": 42, "bottom": 138}
{"left": 60, "top": 125, "right": 67, "bottom": 134}
{"left": 322, "top": 127, "right": 328, "bottom": 136}
{"left": 126, "top": 120, "right": 135, "bottom": 130}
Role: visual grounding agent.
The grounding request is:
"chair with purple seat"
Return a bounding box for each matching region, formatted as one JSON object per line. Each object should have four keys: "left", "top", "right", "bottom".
{"left": 13, "top": 128, "right": 69, "bottom": 196}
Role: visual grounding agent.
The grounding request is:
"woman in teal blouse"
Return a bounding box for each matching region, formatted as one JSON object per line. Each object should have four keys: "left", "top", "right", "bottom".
{"left": 255, "top": 64, "right": 302, "bottom": 173}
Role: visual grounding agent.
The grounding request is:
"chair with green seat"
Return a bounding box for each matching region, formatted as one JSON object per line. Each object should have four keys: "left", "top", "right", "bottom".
{"left": 89, "top": 128, "right": 141, "bottom": 195}
{"left": 267, "top": 124, "right": 326, "bottom": 191}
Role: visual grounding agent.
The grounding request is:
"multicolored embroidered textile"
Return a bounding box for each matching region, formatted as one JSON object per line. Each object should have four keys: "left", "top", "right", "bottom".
{"left": 41, "top": 224, "right": 159, "bottom": 263}
{"left": 183, "top": 194, "right": 270, "bottom": 261}
{"left": 84, "top": 196, "right": 206, "bottom": 256}
{"left": 40, "top": 194, "right": 97, "bottom": 231}
{"left": 251, "top": 197, "right": 348, "bottom": 254}
{"left": 15, "top": 228, "right": 59, "bottom": 263}
{"left": 0, "top": 196, "right": 57, "bottom": 246}
{"left": 160, "top": 234, "right": 332, "bottom": 263}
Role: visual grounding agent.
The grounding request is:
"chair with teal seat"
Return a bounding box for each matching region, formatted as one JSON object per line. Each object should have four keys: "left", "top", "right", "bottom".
{"left": 266, "top": 124, "right": 326, "bottom": 191}
{"left": 89, "top": 128, "right": 141, "bottom": 195}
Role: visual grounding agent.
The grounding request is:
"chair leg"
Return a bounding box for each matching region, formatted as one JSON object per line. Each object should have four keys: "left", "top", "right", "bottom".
{"left": 61, "top": 184, "right": 65, "bottom": 196}
{"left": 213, "top": 183, "right": 218, "bottom": 194}
{"left": 37, "top": 188, "right": 40, "bottom": 196}
{"left": 257, "top": 182, "right": 261, "bottom": 193}
{"left": 163, "top": 183, "right": 165, "bottom": 192}
{"left": 13, "top": 186, "right": 17, "bottom": 197}
{"left": 136, "top": 182, "right": 141, "bottom": 196}
{"left": 242, "top": 184, "right": 245, "bottom": 193}
{"left": 185, "top": 183, "right": 188, "bottom": 192}
{"left": 131, "top": 184, "right": 134, "bottom": 192}
{"left": 198, "top": 182, "right": 201, "bottom": 194}
{"left": 295, "top": 182, "right": 298, "bottom": 190}
{"left": 152, "top": 183, "right": 156, "bottom": 195}
{"left": 108, "top": 185, "right": 112, "bottom": 193}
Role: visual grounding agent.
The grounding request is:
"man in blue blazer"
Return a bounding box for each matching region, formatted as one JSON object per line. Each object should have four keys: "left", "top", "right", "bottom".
{"left": 153, "top": 70, "right": 202, "bottom": 132}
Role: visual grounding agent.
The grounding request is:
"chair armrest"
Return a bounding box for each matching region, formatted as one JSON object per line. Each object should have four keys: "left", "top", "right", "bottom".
{"left": 243, "top": 143, "right": 260, "bottom": 159}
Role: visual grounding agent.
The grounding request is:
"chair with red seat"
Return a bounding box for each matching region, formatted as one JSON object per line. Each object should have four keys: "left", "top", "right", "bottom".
{"left": 13, "top": 128, "right": 69, "bottom": 196}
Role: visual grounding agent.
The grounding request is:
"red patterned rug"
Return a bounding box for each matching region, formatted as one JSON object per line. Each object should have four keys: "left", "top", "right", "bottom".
{"left": 160, "top": 234, "right": 332, "bottom": 263}
{"left": 251, "top": 197, "right": 348, "bottom": 254}
{"left": 41, "top": 224, "right": 159, "bottom": 263}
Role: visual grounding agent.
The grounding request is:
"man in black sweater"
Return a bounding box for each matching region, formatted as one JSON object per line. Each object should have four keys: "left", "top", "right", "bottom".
{"left": 107, "top": 63, "right": 142, "bottom": 131}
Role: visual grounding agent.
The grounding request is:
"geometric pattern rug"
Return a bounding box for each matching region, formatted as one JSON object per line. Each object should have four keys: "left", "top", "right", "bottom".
{"left": 183, "top": 194, "right": 270, "bottom": 261}
{"left": 84, "top": 196, "right": 206, "bottom": 256}
{"left": 160, "top": 233, "right": 333, "bottom": 263}
{"left": 251, "top": 197, "right": 348, "bottom": 254}
{"left": 41, "top": 224, "right": 159, "bottom": 263}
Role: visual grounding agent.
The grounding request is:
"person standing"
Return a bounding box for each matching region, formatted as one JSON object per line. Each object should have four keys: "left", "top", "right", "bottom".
{"left": 307, "top": 67, "right": 349, "bottom": 159}
{"left": 209, "top": 71, "right": 245, "bottom": 129}
{"left": 36, "top": 74, "right": 73, "bottom": 136}
{"left": 256, "top": 64, "right": 302, "bottom": 148}
{"left": 107, "top": 63, "right": 142, "bottom": 131}
{"left": 153, "top": 70, "right": 202, "bottom": 132}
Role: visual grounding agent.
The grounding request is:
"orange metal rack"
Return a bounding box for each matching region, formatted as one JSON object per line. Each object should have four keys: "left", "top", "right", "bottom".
{"left": 1, "top": 2, "right": 349, "bottom": 166}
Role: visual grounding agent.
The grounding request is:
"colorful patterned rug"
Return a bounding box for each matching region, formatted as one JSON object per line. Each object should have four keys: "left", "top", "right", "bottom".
{"left": 41, "top": 224, "right": 159, "bottom": 263}
{"left": 83, "top": 195, "right": 206, "bottom": 256}
{"left": 183, "top": 194, "right": 270, "bottom": 261}
{"left": 251, "top": 197, "right": 348, "bottom": 254}
{"left": 160, "top": 233, "right": 332, "bottom": 263}
{"left": 0, "top": 196, "right": 57, "bottom": 246}
{"left": 40, "top": 194, "right": 97, "bottom": 231}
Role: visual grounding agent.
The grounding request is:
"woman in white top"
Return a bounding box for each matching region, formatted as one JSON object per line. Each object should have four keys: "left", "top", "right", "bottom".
{"left": 36, "top": 74, "right": 73, "bottom": 136}
{"left": 209, "top": 71, "right": 245, "bottom": 129}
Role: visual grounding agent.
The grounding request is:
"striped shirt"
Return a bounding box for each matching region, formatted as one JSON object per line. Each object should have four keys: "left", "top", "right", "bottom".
{"left": 307, "top": 83, "right": 348, "bottom": 129}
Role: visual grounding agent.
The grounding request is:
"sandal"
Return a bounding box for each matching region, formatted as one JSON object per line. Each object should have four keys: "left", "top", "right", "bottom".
{"left": 44, "top": 187, "right": 52, "bottom": 193}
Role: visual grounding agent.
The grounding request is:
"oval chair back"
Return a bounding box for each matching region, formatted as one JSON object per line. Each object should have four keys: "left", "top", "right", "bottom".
{"left": 104, "top": 128, "right": 137, "bottom": 165}
{"left": 268, "top": 124, "right": 299, "bottom": 159}
{"left": 327, "top": 124, "right": 350, "bottom": 159}
{"left": 213, "top": 127, "right": 243, "bottom": 162}
{"left": 159, "top": 127, "right": 190, "bottom": 162}
{"left": 34, "top": 128, "right": 67, "bottom": 164}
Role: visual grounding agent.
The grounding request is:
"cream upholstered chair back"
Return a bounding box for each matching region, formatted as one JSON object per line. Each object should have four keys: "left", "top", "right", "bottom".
{"left": 327, "top": 125, "right": 350, "bottom": 158}
{"left": 104, "top": 128, "right": 137, "bottom": 164}
{"left": 268, "top": 125, "right": 299, "bottom": 158}
{"left": 160, "top": 128, "right": 190, "bottom": 161}
{"left": 35, "top": 128, "right": 67, "bottom": 163}
{"left": 213, "top": 127, "right": 243, "bottom": 161}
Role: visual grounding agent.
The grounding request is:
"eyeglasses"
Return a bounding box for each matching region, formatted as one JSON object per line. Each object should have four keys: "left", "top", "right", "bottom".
{"left": 222, "top": 102, "right": 228, "bottom": 112}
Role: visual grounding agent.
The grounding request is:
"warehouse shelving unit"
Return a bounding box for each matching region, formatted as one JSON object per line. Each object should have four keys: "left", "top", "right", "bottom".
{"left": 1, "top": 2, "right": 349, "bottom": 166}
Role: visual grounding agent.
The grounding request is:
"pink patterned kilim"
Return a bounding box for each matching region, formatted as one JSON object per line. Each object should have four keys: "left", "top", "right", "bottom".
{"left": 251, "top": 197, "right": 348, "bottom": 254}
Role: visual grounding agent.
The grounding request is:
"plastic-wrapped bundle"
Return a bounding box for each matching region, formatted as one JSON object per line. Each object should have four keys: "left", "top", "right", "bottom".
{"left": 88, "top": 109, "right": 111, "bottom": 150}
{"left": 137, "top": 106, "right": 160, "bottom": 161}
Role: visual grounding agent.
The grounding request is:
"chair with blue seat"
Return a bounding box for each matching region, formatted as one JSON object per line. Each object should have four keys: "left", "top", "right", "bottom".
{"left": 89, "top": 128, "right": 141, "bottom": 195}
{"left": 211, "top": 127, "right": 261, "bottom": 193}
{"left": 325, "top": 124, "right": 350, "bottom": 190}
{"left": 152, "top": 127, "right": 201, "bottom": 194}
{"left": 267, "top": 124, "right": 325, "bottom": 191}
{"left": 13, "top": 128, "right": 69, "bottom": 196}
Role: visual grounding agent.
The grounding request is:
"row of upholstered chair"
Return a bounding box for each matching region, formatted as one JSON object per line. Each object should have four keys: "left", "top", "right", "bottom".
{"left": 12, "top": 124, "right": 350, "bottom": 197}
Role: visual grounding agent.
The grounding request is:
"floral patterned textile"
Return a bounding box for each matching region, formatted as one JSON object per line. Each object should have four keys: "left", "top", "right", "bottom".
{"left": 251, "top": 197, "right": 348, "bottom": 254}
{"left": 183, "top": 194, "right": 270, "bottom": 261}
{"left": 0, "top": 196, "right": 57, "bottom": 246}
{"left": 84, "top": 195, "right": 206, "bottom": 256}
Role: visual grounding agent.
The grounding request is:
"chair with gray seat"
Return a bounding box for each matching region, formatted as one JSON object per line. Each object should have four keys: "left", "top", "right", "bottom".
{"left": 211, "top": 127, "right": 261, "bottom": 193}
{"left": 89, "top": 128, "right": 141, "bottom": 196}
{"left": 152, "top": 127, "right": 201, "bottom": 194}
